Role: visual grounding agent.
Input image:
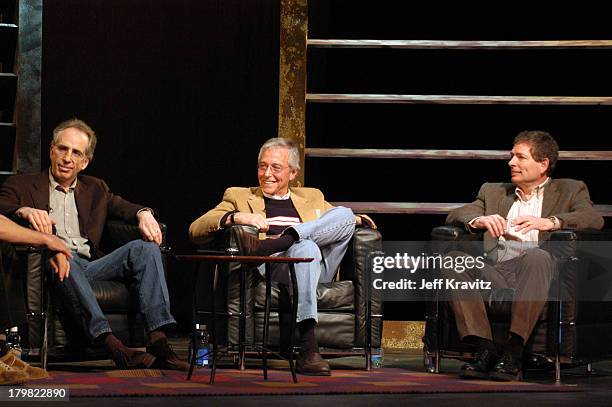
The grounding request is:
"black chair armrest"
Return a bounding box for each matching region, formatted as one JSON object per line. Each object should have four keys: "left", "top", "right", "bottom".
{"left": 339, "top": 227, "right": 383, "bottom": 348}
{"left": 549, "top": 229, "right": 579, "bottom": 242}
{"left": 431, "top": 226, "right": 465, "bottom": 241}
{"left": 561, "top": 229, "right": 612, "bottom": 241}
{"left": 339, "top": 228, "right": 383, "bottom": 282}
{"left": 431, "top": 225, "right": 485, "bottom": 241}
{"left": 545, "top": 229, "right": 612, "bottom": 260}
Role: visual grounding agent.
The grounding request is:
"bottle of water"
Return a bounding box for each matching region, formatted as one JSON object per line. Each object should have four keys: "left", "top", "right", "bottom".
{"left": 6, "top": 327, "right": 22, "bottom": 359}
{"left": 194, "top": 324, "right": 210, "bottom": 367}
{"left": 371, "top": 347, "right": 384, "bottom": 368}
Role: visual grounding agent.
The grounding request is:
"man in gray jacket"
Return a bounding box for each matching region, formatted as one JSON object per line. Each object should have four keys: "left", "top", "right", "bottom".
{"left": 445, "top": 130, "right": 603, "bottom": 381}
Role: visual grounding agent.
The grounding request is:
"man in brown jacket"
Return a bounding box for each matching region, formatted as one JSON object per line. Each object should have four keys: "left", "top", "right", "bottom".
{"left": 0, "top": 119, "right": 188, "bottom": 371}
{"left": 445, "top": 130, "right": 603, "bottom": 381}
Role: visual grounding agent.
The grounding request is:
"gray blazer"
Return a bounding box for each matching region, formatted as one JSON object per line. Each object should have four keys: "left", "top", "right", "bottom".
{"left": 446, "top": 178, "right": 604, "bottom": 255}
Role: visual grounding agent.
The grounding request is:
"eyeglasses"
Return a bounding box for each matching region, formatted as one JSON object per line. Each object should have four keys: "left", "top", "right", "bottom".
{"left": 53, "top": 145, "right": 86, "bottom": 161}
{"left": 257, "top": 163, "right": 288, "bottom": 174}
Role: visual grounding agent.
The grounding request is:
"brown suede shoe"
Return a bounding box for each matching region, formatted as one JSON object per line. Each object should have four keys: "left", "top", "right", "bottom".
{"left": 147, "top": 339, "right": 190, "bottom": 371}
{"left": 2, "top": 353, "right": 48, "bottom": 380}
{"left": 231, "top": 227, "right": 261, "bottom": 256}
{"left": 0, "top": 360, "right": 29, "bottom": 385}
{"left": 296, "top": 351, "right": 331, "bottom": 376}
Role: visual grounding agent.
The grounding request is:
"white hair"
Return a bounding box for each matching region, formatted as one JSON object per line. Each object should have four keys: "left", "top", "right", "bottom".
{"left": 257, "top": 137, "right": 301, "bottom": 170}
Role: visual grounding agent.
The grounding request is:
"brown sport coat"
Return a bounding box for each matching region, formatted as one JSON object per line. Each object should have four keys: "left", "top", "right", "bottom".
{"left": 0, "top": 171, "right": 145, "bottom": 258}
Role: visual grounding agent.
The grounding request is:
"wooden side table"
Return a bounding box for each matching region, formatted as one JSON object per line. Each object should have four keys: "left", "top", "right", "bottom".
{"left": 176, "top": 254, "right": 313, "bottom": 384}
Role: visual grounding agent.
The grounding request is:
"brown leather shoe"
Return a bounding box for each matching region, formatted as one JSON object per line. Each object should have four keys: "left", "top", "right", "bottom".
{"left": 296, "top": 351, "right": 331, "bottom": 376}
{"left": 147, "top": 339, "right": 190, "bottom": 371}
{"left": 103, "top": 333, "right": 156, "bottom": 369}
{"left": 231, "top": 227, "right": 261, "bottom": 256}
{"left": 109, "top": 349, "right": 156, "bottom": 369}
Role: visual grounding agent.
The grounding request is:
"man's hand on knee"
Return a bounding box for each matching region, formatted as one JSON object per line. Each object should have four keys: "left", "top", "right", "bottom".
{"left": 355, "top": 214, "right": 377, "bottom": 229}
{"left": 137, "top": 210, "right": 162, "bottom": 245}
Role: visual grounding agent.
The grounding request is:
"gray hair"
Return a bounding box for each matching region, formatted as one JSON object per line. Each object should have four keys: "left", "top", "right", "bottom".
{"left": 258, "top": 137, "right": 301, "bottom": 170}
{"left": 52, "top": 118, "right": 97, "bottom": 160}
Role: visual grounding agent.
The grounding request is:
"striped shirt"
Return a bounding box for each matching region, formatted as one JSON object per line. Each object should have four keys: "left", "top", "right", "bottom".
{"left": 263, "top": 196, "right": 301, "bottom": 236}
{"left": 497, "top": 178, "right": 550, "bottom": 262}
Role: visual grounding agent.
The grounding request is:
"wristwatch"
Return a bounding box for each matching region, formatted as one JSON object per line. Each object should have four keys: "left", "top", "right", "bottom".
{"left": 547, "top": 216, "right": 560, "bottom": 230}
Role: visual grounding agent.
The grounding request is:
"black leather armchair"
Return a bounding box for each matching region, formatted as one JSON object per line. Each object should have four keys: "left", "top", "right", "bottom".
{"left": 196, "top": 224, "right": 383, "bottom": 367}
{"left": 423, "top": 225, "right": 612, "bottom": 382}
{"left": 22, "top": 220, "right": 169, "bottom": 364}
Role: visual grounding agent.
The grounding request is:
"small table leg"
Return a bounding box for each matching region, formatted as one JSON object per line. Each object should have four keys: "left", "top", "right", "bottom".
{"left": 288, "top": 263, "right": 299, "bottom": 384}
{"left": 41, "top": 250, "right": 49, "bottom": 370}
{"left": 187, "top": 265, "right": 199, "bottom": 380}
{"left": 209, "top": 263, "right": 219, "bottom": 384}
{"left": 262, "top": 263, "right": 272, "bottom": 380}
{"left": 187, "top": 328, "right": 197, "bottom": 380}
{"left": 238, "top": 264, "right": 247, "bottom": 370}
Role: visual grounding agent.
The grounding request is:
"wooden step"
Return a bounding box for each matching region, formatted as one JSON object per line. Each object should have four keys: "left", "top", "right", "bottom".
{"left": 306, "top": 148, "right": 612, "bottom": 160}
{"left": 307, "top": 94, "right": 612, "bottom": 105}
{"left": 331, "top": 202, "right": 612, "bottom": 217}
{"left": 332, "top": 202, "right": 463, "bottom": 215}
{"left": 308, "top": 39, "right": 612, "bottom": 50}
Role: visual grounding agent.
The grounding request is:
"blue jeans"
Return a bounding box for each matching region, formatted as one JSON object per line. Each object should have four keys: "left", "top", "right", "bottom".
{"left": 267, "top": 206, "right": 356, "bottom": 322}
{"left": 59, "top": 240, "right": 176, "bottom": 340}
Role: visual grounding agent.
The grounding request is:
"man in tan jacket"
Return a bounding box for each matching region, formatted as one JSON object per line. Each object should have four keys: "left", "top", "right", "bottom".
{"left": 190, "top": 137, "right": 373, "bottom": 376}
{"left": 444, "top": 130, "right": 603, "bottom": 381}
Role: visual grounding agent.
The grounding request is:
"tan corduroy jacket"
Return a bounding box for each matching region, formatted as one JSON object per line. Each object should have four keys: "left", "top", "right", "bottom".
{"left": 189, "top": 187, "right": 334, "bottom": 244}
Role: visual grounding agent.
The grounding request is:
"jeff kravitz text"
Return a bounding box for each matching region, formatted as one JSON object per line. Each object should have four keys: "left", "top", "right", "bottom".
{"left": 371, "top": 253, "right": 491, "bottom": 291}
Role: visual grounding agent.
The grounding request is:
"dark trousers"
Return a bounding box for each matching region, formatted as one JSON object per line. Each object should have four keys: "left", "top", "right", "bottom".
{"left": 442, "top": 247, "right": 555, "bottom": 342}
{"left": 0, "top": 242, "right": 27, "bottom": 331}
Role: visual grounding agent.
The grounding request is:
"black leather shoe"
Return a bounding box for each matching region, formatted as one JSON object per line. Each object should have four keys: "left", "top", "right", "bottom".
{"left": 231, "top": 227, "right": 261, "bottom": 256}
{"left": 296, "top": 351, "right": 331, "bottom": 376}
{"left": 147, "top": 339, "right": 190, "bottom": 371}
{"left": 490, "top": 353, "right": 523, "bottom": 381}
{"left": 459, "top": 349, "right": 499, "bottom": 380}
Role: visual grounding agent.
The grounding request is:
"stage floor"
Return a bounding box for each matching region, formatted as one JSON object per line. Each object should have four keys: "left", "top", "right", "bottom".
{"left": 36, "top": 336, "right": 612, "bottom": 407}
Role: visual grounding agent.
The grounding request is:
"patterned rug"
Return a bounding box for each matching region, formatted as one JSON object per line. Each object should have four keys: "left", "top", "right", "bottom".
{"left": 18, "top": 368, "right": 579, "bottom": 397}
